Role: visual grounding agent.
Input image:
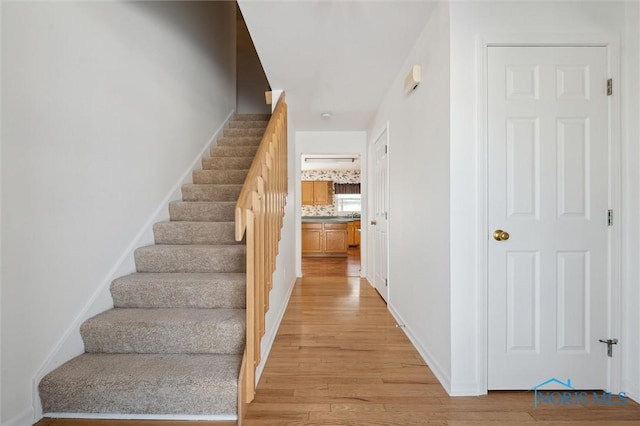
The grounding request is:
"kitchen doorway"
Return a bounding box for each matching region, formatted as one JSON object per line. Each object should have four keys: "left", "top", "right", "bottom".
{"left": 300, "top": 154, "right": 362, "bottom": 277}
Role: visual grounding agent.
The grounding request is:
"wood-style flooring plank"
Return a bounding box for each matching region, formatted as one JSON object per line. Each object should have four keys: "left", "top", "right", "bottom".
{"left": 36, "top": 421, "right": 236, "bottom": 426}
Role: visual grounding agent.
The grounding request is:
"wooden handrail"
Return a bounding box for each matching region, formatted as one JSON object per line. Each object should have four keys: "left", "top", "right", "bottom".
{"left": 235, "top": 93, "right": 288, "bottom": 413}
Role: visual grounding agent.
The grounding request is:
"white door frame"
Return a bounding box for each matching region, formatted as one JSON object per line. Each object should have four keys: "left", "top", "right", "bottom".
{"left": 475, "top": 34, "right": 622, "bottom": 394}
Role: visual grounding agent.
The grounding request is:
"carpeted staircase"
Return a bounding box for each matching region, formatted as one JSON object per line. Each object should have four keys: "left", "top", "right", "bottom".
{"left": 39, "top": 114, "right": 270, "bottom": 418}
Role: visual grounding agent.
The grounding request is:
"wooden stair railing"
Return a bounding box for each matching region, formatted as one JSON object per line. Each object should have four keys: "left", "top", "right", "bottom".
{"left": 235, "top": 93, "right": 288, "bottom": 416}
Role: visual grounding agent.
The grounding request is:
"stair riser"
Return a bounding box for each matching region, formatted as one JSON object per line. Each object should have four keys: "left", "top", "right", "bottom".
{"left": 111, "top": 275, "right": 246, "bottom": 309}
{"left": 169, "top": 202, "right": 235, "bottom": 222}
{"left": 228, "top": 120, "right": 268, "bottom": 129}
{"left": 233, "top": 113, "right": 271, "bottom": 121}
{"left": 81, "top": 317, "right": 245, "bottom": 354}
{"left": 216, "top": 136, "right": 262, "bottom": 146}
{"left": 210, "top": 146, "right": 258, "bottom": 157}
{"left": 202, "top": 157, "right": 254, "bottom": 170}
{"left": 181, "top": 184, "right": 242, "bottom": 202}
{"left": 153, "top": 222, "right": 239, "bottom": 245}
{"left": 135, "top": 246, "right": 246, "bottom": 273}
{"left": 223, "top": 128, "right": 265, "bottom": 137}
{"left": 192, "top": 169, "right": 248, "bottom": 184}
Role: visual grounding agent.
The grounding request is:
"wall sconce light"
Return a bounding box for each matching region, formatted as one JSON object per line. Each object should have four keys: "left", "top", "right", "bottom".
{"left": 404, "top": 64, "right": 421, "bottom": 93}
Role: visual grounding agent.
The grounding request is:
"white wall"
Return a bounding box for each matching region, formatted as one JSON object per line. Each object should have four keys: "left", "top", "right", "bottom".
{"left": 236, "top": 7, "right": 270, "bottom": 114}
{"left": 367, "top": 1, "right": 452, "bottom": 392}
{"left": 621, "top": 0, "right": 640, "bottom": 403}
{"left": 1, "top": 2, "right": 236, "bottom": 424}
{"left": 449, "top": 0, "right": 640, "bottom": 396}
{"left": 295, "top": 132, "right": 368, "bottom": 277}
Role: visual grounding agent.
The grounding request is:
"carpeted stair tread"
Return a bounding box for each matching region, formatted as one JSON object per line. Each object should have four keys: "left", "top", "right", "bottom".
{"left": 216, "top": 136, "right": 262, "bottom": 146}
{"left": 169, "top": 201, "right": 235, "bottom": 222}
{"left": 202, "top": 156, "right": 254, "bottom": 170}
{"left": 111, "top": 272, "right": 245, "bottom": 309}
{"left": 39, "top": 353, "right": 241, "bottom": 415}
{"left": 210, "top": 145, "right": 258, "bottom": 157}
{"left": 135, "top": 244, "right": 245, "bottom": 273}
{"left": 192, "top": 169, "right": 249, "bottom": 184}
{"left": 81, "top": 308, "right": 245, "bottom": 354}
{"left": 228, "top": 120, "right": 268, "bottom": 129}
{"left": 181, "top": 184, "right": 242, "bottom": 202}
{"left": 153, "top": 221, "right": 239, "bottom": 245}
{"left": 233, "top": 113, "right": 271, "bottom": 121}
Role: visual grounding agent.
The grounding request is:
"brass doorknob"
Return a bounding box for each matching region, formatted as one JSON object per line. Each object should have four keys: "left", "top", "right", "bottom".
{"left": 493, "top": 229, "right": 510, "bottom": 241}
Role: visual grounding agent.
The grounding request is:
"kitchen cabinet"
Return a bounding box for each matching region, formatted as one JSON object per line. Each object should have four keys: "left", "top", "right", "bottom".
{"left": 347, "top": 220, "right": 361, "bottom": 247}
{"left": 301, "top": 181, "right": 333, "bottom": 205}
{"left": 301, "top": 223, "right": 323, "bottom": 254}
{"left": 302, "top": 222, "right": 347, "bottom": 256}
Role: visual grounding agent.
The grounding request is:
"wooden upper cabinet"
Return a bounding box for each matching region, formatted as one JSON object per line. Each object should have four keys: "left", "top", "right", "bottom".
{"left": 301, "top": 181, "right": 333, "bottom": 205}
{"left": 301, "top": 181, "right": 315, "bottom": 205}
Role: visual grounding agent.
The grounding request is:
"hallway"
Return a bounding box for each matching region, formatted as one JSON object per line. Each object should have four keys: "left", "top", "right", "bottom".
{"left": 243, "top": 277, "right": 640, "bottom": 425}
{"left": 244, "top": 275, "right": 441, "bottom": 424}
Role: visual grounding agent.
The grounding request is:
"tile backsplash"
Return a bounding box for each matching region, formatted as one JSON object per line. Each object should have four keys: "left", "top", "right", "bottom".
{"left": 302, "top": 170, "right": 360, "bottom": 216}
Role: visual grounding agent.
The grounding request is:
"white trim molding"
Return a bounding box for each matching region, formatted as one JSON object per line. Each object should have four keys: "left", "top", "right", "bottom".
{"left": 388, "top": 302, "right": 452, "bottom": 395}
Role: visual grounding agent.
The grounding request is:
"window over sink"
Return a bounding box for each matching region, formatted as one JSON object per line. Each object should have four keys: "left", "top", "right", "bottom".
{"left": 335, "top": 194, "right": 361, "bottom": 213}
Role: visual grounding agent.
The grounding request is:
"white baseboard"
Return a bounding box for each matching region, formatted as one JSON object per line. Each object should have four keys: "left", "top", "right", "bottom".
{"left": 44, "top": 413, "right": 236, "bottom": 421}
{"left": 30, "top": 110, "right": 235, "bottom": 423}
{"left": 387, "top": 303, "right": 453, "bottom": 396}
{"left": 255, "top": 274, "right": 297, "bottom": 383}
{"left": 448, "top": 382, "right": 485, "bottom": 396}
{"left": 621, "top": 379, "right": 640, "bottom": 405}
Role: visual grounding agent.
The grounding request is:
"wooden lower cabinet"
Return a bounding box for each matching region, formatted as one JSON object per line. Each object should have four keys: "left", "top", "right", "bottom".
{"left": 323, "top": 224, "right": 348, "bottom": 254}
{"left": 301, "top": 223, "right": 323, "bottom": 254}
{"left": 302, "top": 222, "right": 348, "bottom": 256}
{"left": 347, "top": 220, "right": 361, "bottom": 247}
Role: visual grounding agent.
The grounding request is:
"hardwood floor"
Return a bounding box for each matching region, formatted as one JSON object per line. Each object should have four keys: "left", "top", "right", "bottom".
{"left": 36, "top": 272, "right": 640, "bottom": 425}
{"left": 35, "top": 420, "right": 235, "bottom": 426}
{"left": 301, "top": 247, "right": 361, "bottom": 277}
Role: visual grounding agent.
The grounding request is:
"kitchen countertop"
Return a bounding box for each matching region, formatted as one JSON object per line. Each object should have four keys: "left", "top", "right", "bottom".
{"left": 302, "top": 216, "right": 361, "bottom": 223}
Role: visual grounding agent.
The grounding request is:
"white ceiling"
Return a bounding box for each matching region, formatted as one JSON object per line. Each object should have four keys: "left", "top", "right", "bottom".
{"left": 238, "top": 0, "right": 436, "bottom": 131}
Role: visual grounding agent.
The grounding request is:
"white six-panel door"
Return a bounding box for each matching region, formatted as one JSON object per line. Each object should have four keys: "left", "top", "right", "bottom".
{"left": 487, "top": 46, "right": 610, "bottom": 389}
{"left": 372, "top": 129, "right": 389, "bottom": 302}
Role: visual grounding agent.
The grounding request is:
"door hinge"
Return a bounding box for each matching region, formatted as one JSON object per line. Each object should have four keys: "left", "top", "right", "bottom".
{"left": 608, "top": 209, "right": 613, "bottom": 226}
{"left": 385, "top": 212, "right": 388, "bottom": 220}
{"left": 385, "top": 278, "right": 388, "bottom": 287}
{"left": 385, "top": 145, "right": 388, "bottom": 154}
{"left": 607, "top": 79, "right": 613, "bottom": 96}
{"left": 599, "top": 338, "right": 618, "bottom": 357}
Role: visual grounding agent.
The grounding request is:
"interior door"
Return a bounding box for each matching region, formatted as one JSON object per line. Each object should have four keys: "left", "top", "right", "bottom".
{"left": 487, "top": 46, "right": 610, "bottom": 389}
{"left": 372, "top": 128, "right": 389, "bottom": 302}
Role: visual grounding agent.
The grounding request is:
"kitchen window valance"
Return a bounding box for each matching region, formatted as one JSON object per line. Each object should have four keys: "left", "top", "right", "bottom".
{"left": 334, "top": 183, "right": 361, "bottom": 194}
